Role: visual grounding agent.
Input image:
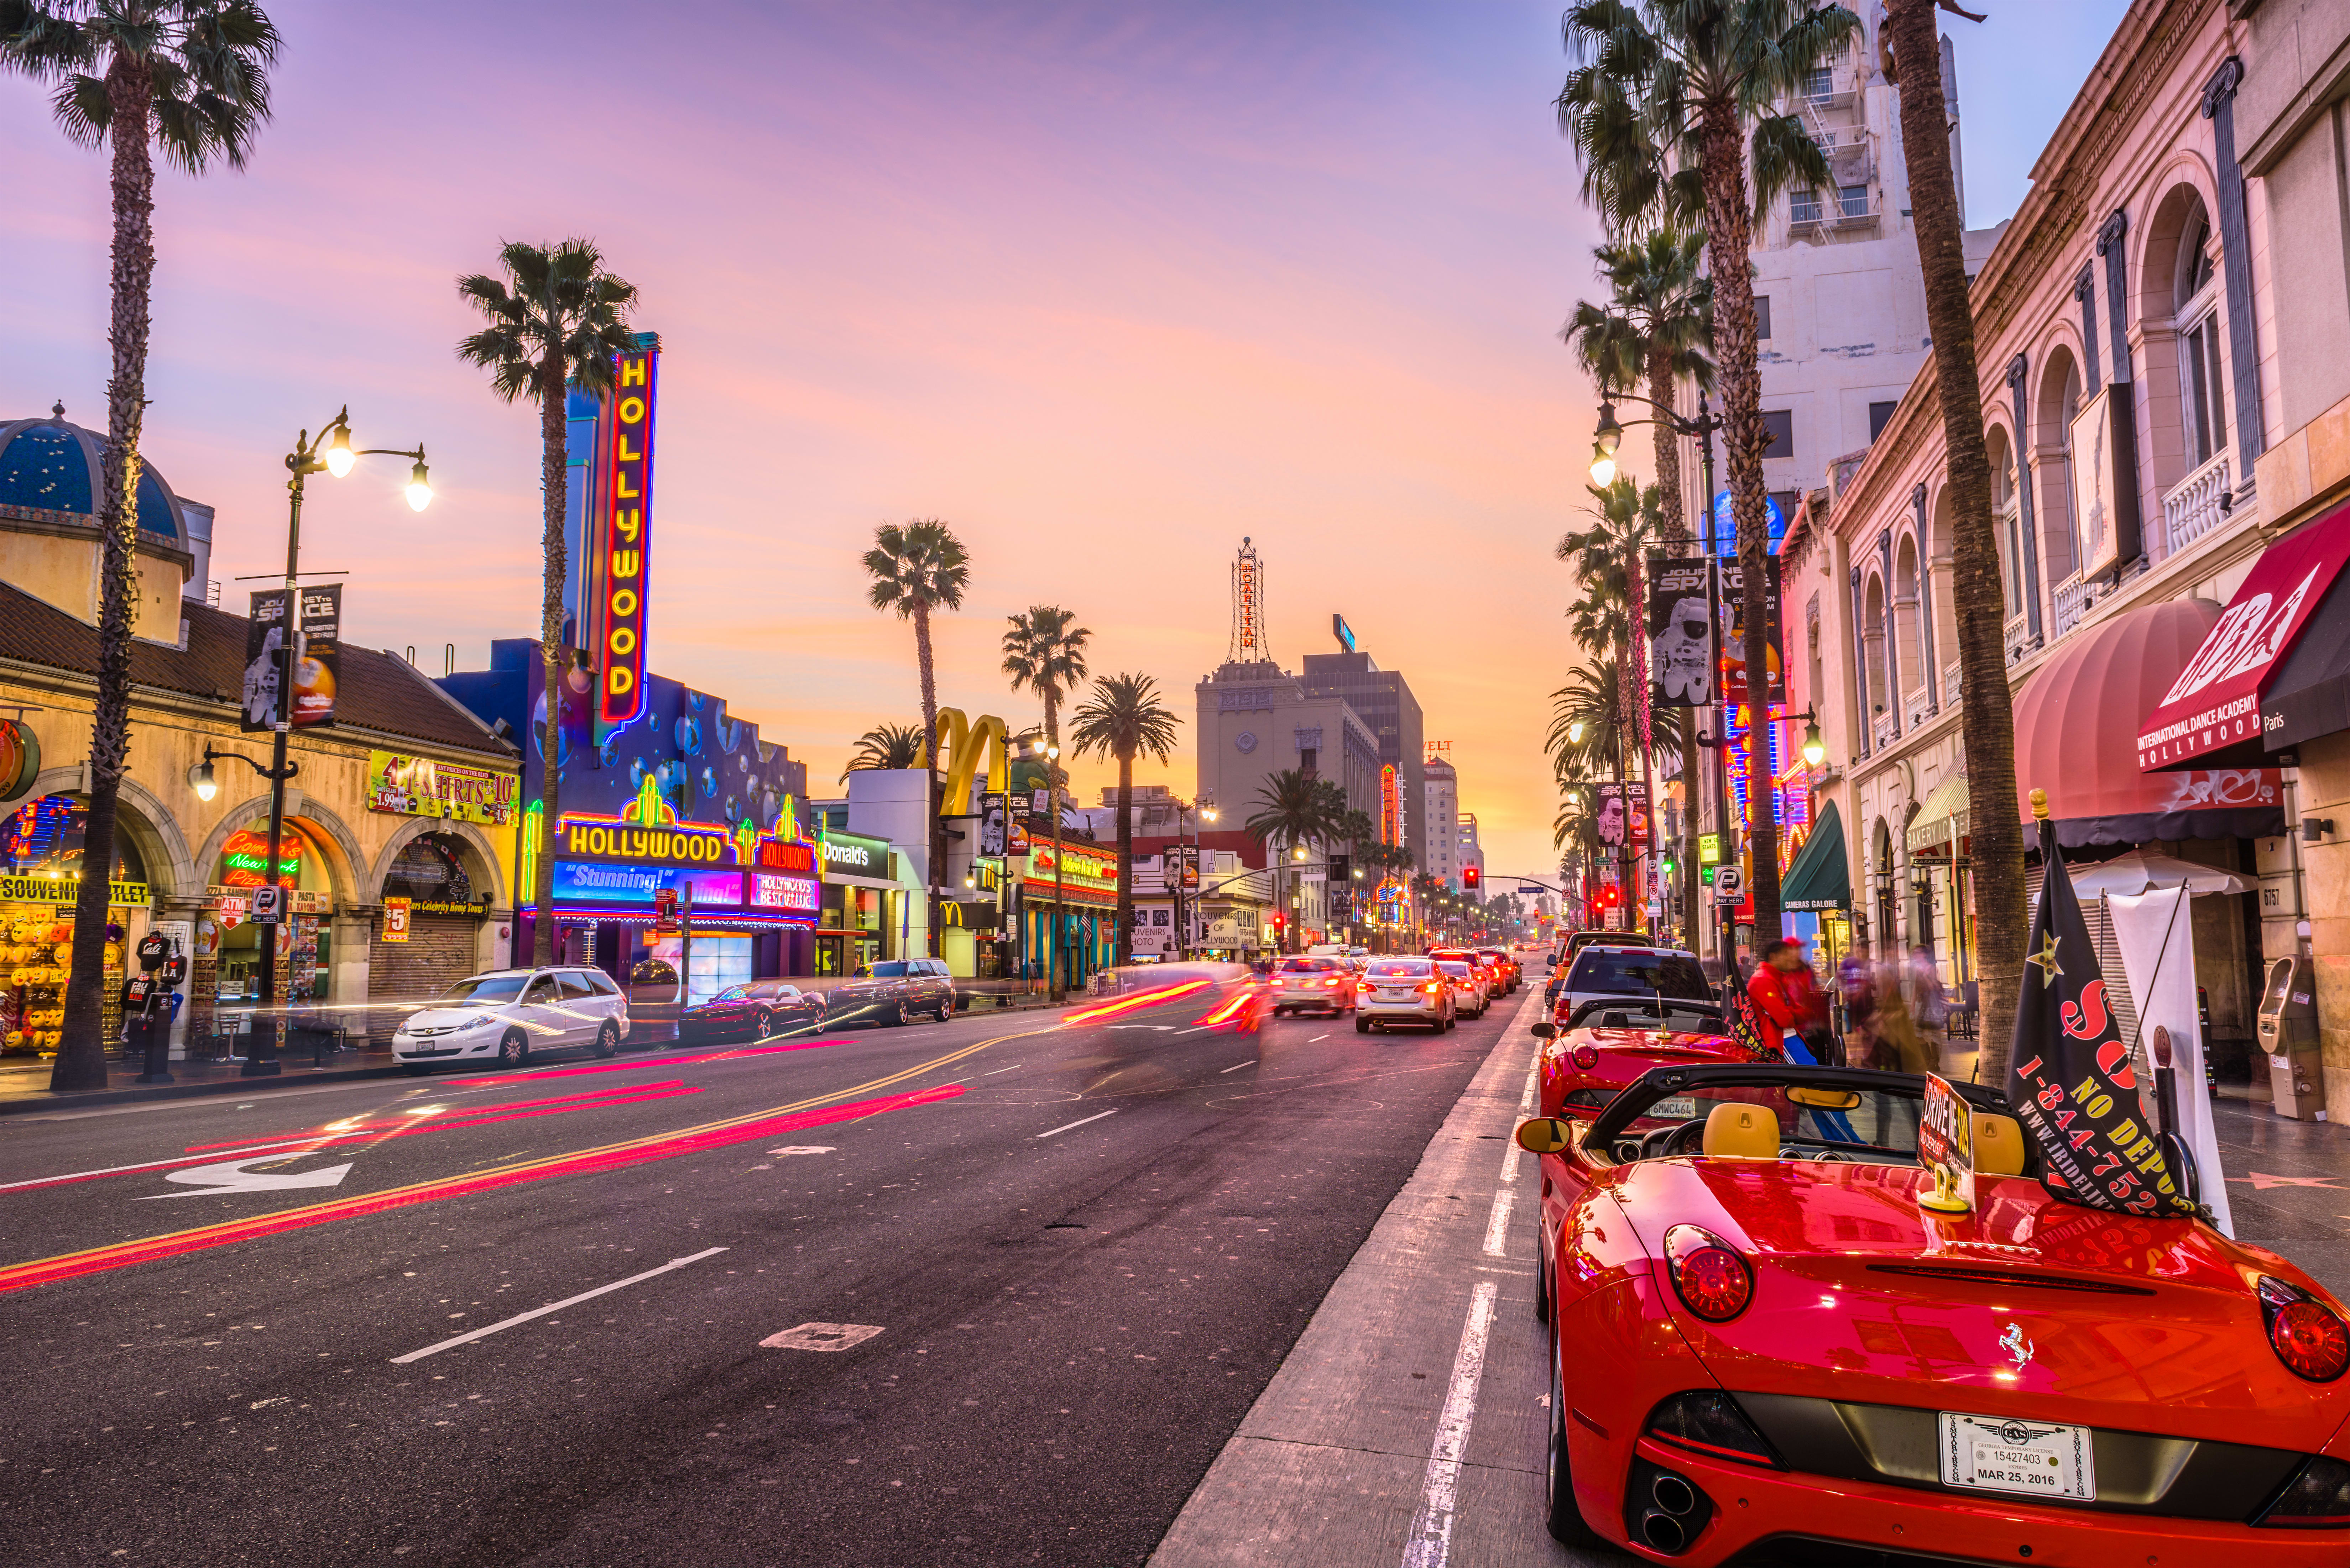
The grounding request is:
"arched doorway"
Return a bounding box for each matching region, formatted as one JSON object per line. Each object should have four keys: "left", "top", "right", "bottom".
{"left": 0, "top": 791, "right": 158, "bottom": 1058}
{"left": 370, "top": 831, "right": 494, "bottom": 1041}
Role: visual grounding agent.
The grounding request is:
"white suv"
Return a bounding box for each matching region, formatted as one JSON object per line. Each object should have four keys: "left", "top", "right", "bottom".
{"left": 393, "top": 966, "right": 631, "bottom": 1071}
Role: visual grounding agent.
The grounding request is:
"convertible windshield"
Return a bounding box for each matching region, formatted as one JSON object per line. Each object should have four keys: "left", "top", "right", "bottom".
{"left": 437, "top": 974, "right": 528, "bottom": 1004}
{"left": 1581, "top": 1067, "right": 2003, "bottom": 1171}
{"left": 1566, "top": 949, "right": 1711, "bottom": 1000}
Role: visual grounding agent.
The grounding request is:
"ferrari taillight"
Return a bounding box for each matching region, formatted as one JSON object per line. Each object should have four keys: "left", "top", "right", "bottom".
{"left": 2262, "top": 1277, "right": 2350, "bottom": 1383}
{"left": 2256, "top": 1454, "right": 2350, "bottom": 1527}
{"left": 1663, "top": 1224, "right": 1752, "bottom": 1322}
{"left": 1641, "top": 1391, "right": 1783, "bottom": 1469}
{"left": 1571, "top": 1044, "right": 1599, "bottom": 1070}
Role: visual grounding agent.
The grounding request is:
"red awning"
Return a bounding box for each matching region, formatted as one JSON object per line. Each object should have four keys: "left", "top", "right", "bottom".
{"left": 2137, "top": 498, "right": 2350, "bottom": 770}
{"left": 2015, "top": 597, "right": 2284, "bottom": 848}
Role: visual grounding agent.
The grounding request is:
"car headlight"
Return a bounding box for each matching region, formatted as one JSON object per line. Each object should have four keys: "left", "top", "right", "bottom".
{"left": 463, "top": 1013, "right": 496, "bottom": 1031}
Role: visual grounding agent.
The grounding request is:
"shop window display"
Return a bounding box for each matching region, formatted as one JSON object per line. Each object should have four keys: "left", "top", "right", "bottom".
{"left": 0, "top": 793, "right": 147, "bottom": 1057}
{"left": 192, "top": 820, "right": 333, "bottom": 1054}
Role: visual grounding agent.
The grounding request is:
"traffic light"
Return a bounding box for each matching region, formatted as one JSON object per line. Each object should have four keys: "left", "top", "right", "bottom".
{"left": 1327, "top": 854, "right": 1349, "bottom": 886}
{"left": 1462, "top": 866, "right": 1480, "bottom": 890}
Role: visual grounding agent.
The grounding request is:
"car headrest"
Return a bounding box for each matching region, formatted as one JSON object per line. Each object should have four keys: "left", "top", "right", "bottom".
{"left": 1973, "top": 1112, "right": 2027, "bottom": 1177}
{"left": 1702, "top": 1102, "right": 1780, "bottom": 1159}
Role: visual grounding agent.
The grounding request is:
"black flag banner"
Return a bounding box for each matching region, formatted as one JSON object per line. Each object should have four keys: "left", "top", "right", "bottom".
{"left": 2004, "top": 788, "right": 2196, "bottom": 1218}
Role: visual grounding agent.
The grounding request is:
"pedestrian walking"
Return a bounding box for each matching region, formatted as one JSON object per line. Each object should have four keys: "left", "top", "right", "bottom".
{"left": 1905, "top": 946, "right": 1949, "bottom": 1073}
{"left": 1746, "top": 939, "right": 1829, "bottom": 1064}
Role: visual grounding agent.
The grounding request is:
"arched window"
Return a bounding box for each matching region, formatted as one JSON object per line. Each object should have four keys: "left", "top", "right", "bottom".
{"left": 2173, "top": 202, "right": 2227, "bottom": 469}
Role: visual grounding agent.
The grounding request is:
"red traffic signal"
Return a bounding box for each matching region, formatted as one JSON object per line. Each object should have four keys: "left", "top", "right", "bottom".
{"left": 1462, "top": 866, "right": 1480, "bottom": 890}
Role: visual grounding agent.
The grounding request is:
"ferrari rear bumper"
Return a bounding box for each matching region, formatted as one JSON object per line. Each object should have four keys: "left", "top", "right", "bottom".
{"left": 1629, "top": 1437, "right": 2345, "bottom": 1567}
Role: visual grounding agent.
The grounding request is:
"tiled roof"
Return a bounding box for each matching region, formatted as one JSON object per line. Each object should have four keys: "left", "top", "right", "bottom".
{"left": 0, "top": 580, "right": 513, "bottom": 758}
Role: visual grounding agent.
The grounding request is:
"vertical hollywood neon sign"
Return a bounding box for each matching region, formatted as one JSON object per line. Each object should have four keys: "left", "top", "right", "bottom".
{"left": 592, "top": 336, "right": 660, "bottom": 738}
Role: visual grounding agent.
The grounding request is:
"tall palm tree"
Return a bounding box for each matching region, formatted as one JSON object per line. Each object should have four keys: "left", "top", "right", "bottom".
{"left": 1001, "top": 605, "right": 1091, "bottom": 751}
{"left": 1069, "top": 672, "right": 1181, "bottom": 961}
{"left": 1560, "top": 0, "right": 1861, "bottom": 949}
{"left": 1565, "top": 227, "right": 1713, "bottom": 541}
{"left": 3, "top": 0, "right": 278, "bottom": 1091}
{"left": 456, "top": 239, "right": 638, "bottom": 966}
{"left": 1884, "top": 0, "right": 2021, "bottom": 1073}
{"left": 840, "top": 722, "right": 925, "bottom": 782}
{"left": 1246, "top": 770, "right": 1347, "bottom": 954}
{"left": 863, "top": 519, "right": 970, "bottom": 956}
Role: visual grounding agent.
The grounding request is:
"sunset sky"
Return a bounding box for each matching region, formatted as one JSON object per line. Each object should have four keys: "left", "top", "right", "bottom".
{"left": 5, "top": 0, "right": 2125, "bottom": 878}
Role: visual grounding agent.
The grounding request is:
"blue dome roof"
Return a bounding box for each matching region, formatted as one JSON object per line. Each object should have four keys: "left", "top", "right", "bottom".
{"left": 0, "top": 414, "right": 182, "bottom": 540}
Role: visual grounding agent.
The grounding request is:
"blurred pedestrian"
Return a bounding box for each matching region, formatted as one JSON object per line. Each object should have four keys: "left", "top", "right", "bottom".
{"left": 1838, "top": 951, "right": 1878, "bottom": 1065}
{"left": 1746, "top": 939, "right": 1829, "bottom": 1064}
{"left": 1905, "top": 946, "right": 1949, "bottom": 1065}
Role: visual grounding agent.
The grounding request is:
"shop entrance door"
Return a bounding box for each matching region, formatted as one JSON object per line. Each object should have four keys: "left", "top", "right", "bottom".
{"left": 816, "top": 934, "right": 846, "bottom": 978}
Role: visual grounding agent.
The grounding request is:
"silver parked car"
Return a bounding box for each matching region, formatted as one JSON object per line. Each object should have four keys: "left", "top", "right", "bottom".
{"left": 823, "top": 957, "right": 957, "bottom": 1026}
{"left": 393, "top": 966, "right": 631, "bottom": 1070}
{"left": 1354, "top": 955, "right": 1456, "bottom": 1034}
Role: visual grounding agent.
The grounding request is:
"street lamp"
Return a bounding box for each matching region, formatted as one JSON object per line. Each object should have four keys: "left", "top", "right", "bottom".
{"left": 237, "top": 408, "right": 431, "bottom": 1077}
{"left": 1793, "top": 708, "right": 1828, "bottom": 769}
{"left": 1567, "top": 718, "right": 1586, "bottom": 745}
{"left": 1588, "top": 402, "right": 1624, "bottom": 487}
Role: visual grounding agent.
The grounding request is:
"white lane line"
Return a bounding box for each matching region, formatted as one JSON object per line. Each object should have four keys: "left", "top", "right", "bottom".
{"left": 978, "top": 1063, "right": 1022, "bottom": 1076}
{"left": 1480, "top": 1190, "right": 1512, "bottom": 1258}
{"left": 1399, "top": 1279, "right": 1499, "bottom": 1568}
{"left": 1498, "top": 1138, "right": 1522, "bottom": 1186}
{"left": 0, "top": 1138, "right": 327, "bottom": 1194}
{"left": 1309, "top": 1034, "right": 1330, "bottom": 1042}
{"left": 389, "top": 1247, "right": 728, "bottom": 1364}
{"left": 1218, "top": 1060, "right": 1257, "bottom": 1074}
{"left": 1034, "top": 1108, "right": 1119, "bottom": 1139}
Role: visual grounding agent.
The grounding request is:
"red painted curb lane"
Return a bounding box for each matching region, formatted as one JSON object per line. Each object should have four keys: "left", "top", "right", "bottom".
{"left": 0, "top": 1083, "right": 964, "bottom": 1296}
{"left": 182, "top": 1080, "right": 699, "bottom": 1152}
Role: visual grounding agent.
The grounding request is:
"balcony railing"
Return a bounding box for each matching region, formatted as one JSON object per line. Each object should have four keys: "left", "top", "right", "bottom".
{"left": 2004, "top": 611, "right": 2031, "bottom": 666}
{"left": 1942, "top": 659, "right": 1962, "bottom": 704}
{"left": 1871, "top": 710, "right": 1899, "bottom": 750}
{"left": 1905, "top": 683, "right": 1935, "bottom": 729}
{"left": 2163, "top": 451, "right": 2236, "bottom": 555}
{"left": 2049, "top": 573, "right": 2092, "bottom": 642}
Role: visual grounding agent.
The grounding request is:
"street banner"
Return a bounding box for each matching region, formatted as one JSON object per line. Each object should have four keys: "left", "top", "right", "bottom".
{"left": 1719, "top": 557, "right": 1783, "bottom": 706}
{"left": 978, "top": 793, "right": 1009, "bottom": 857}
{"left": 1917, "top": 1073, "right": 1976, "bottom": 1212}
{"left": 1647, "top": 556, "right": 1716, "bottom": 708}
{"left": 2005, "top": 806, "right": 2196, "bottom": 1218}
{"left": 1594, "top": 782, "right": 1648, "bottom": 849}
{"left": 242, "top": 584, "right": 343, "bottom": 732}
{"left": 2107, "top": 886, "right": 2234, "bottom": 1234}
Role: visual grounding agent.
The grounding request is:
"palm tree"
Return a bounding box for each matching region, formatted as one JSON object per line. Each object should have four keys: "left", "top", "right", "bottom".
{"left": 1564, "top": 227, "right": 1713, "bottom": 542}
{"left": 3, "top": 0, "right": 279, "bottom": 1091}
{"left": 1884, "top": 0, "right": 2021, "bottom": 1074}
{"left": 1560, "top": 0, "right": 1861, "bottom": 949}
{"left": 1001, "top": 606, "right": 1091, "bottom": 751}
{"left": 840, "top": 722, "right": 925, "bottom": 782}
{"left": 456, "top": 239, "right": 638, "bottom": 966}
{"left": 863, "top": 519, "right": 970, "bottom": 956}
{"left": 1069, "top": 673, "right": 1181, "bottom": 961}
{"left": 1246, "top": 770, "right": 1347, "bottom": 954}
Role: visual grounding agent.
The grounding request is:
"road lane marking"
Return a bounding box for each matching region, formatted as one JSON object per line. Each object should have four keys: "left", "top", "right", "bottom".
{"left": 1218, "top": 1060, "right": 1256, "bottom": 1074}
{"left": 978, "top": 1064, "right": 1021, "bottom": 1076}
{"left": 761, "top": 1322, "right": 884, "bottom": 1352}
{"left": 1309, "top": 1034, "right": 1329, "bottom": 1042}
{"left": 142, "top": 1155, "right": 354, "bottom": 1199}
{"left": 765, "top": 1146, "right": 835, "bottom": 1157}
{"left": 390, "top": 1247, "right": 729, "bottom": 1363}
{"left": 1034, "top": 1109, "right": 1119, "bottom": 1138}
{"left": 1400, "top": 1279, "right": 1498, "bottom": 1568}
{"left": 0, "top": 1022, "right": 1055, "bottom": 1296}
{"left": 1480, "top": 1191, "right": 1512, "bottom": 1258}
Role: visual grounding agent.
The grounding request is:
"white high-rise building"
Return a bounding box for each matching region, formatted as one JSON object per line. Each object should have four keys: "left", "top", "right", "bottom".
{"left": 1457, "top": 814, "right": 1484, "bottom": 887}
{"left": 1423, "top": 756, "right": 1459, "bottom": 889}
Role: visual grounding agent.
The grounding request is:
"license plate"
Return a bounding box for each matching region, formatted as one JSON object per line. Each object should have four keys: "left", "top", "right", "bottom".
{"left": 1937, "top": 1412, "right": 2095, "bottom": 1501}
{"left": 1650, "top": 1096, "right": 1699, "bottom": 1121}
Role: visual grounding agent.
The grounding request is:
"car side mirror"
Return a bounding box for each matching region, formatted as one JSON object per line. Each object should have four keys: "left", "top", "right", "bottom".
{"left": 1531, "top": 1022, "right": 1557, "bottom": 1039}
{"left": 1515, "top": 1117, "right": 1573, "bottom": 1155}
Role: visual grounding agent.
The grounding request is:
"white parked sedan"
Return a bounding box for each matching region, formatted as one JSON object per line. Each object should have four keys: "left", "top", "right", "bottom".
{"left": 1354, "top": 956, "right": 1456, "bottom": 1034}
{"left": 392, "top": 966, "right": 631, "bottom": 1070}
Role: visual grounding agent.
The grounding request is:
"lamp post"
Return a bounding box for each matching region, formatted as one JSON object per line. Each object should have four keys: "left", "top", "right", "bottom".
{"left": 213, "top": 411, "right": 429, "bottom": 1075}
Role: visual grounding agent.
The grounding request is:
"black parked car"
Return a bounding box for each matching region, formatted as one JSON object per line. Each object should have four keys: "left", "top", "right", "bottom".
{"left": 678, "top": 980, "right": 826, "bottom": 1042}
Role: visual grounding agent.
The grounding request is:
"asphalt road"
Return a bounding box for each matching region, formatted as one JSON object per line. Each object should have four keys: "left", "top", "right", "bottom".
{"left": 0, "top": 981, "right": 1525, "bottom": 1568}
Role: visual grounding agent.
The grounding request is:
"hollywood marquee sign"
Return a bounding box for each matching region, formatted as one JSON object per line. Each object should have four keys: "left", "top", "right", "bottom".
{"left": 587, "top": 337, "right": 661, "bottom": 740}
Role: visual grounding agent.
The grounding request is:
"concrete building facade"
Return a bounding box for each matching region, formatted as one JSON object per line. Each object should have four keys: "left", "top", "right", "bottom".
{"left": 1424, "top": 755, "right": 1460, "bottom": 888}
{"left": 1299, "top": 650, "right": 1425, "bottom": 870}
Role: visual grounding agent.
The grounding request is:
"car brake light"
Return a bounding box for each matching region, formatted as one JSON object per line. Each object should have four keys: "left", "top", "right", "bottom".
{"left": 2261, "top": 1277, "right": 2350, "bottom": 1382}
{"left": 1663, "top": 1224, "right": 1752, "bottom": 1322}
{"left": 1419, "top": 981, "right": 1442, "bottom": 995}
{"left": 1571, "top": 1044, "right": 1599, "bottom": 1070}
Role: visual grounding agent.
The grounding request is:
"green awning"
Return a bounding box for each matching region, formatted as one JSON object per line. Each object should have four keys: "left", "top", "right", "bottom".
{"left": 1781, "top": 799, "right": 1851, "bottom": 912}
{"left": 1907, "top": 771, "right": 1970, "bottom": 854}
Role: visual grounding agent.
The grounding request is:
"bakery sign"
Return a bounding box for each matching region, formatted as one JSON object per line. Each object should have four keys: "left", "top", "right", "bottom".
{"left": 367, "top": 750, "right": 518, "bottom": 827}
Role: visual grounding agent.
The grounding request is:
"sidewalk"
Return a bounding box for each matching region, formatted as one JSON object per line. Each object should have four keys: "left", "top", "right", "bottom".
{"left": 1152, "top": 986, "right": 1593, "bottom": 1567}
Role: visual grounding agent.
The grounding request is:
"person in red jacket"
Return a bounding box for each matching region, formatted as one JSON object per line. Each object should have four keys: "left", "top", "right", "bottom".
{"left": 1746, "top": 938, "right": 1828, "bottom": 1064}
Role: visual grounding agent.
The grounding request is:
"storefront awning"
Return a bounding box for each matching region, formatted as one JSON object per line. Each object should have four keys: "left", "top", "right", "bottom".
{"left": 2018, "top": 597, "right": 2285, "bottom": 848}
{"left": 2138, "top": 497, "right": 2350, "bottom": 770}
{"left": 1906, "top": 773, "right": 1968, "bottom": 854}
{"left": 1781, "top": 800, "right": 1850, "bottom": 912}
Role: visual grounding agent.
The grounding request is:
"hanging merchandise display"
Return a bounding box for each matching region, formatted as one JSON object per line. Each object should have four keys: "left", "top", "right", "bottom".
{"left": 0, "top": 792, "right": 150, "bottom": 1056}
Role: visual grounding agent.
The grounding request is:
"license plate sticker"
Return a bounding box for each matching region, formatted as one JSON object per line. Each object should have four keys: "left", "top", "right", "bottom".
{"left": 1650, "top": 1096, "right": 1699, "bottom": 1121}
{"left": 1937, "top": 1412, "right": 2095, "bottom": 1501}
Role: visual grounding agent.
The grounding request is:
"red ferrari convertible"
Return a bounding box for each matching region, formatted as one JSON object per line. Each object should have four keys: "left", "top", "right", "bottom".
{"left": 1534, "top": 994, "right": 1734, "bottom": 1121}
{"left": 1524, "top": 1063, "right": 2350, "bottom": 1564}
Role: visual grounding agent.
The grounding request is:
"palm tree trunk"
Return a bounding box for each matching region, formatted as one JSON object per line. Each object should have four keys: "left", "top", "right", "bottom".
{"left": 1647, "top": 345, "right": 1687, "bottom": 545}
{"left": 914, "top": 601, "right": 941, "bottom": 958}
{"left": 1698, "top": 100, "right": 1781, "bottom": 948}
{"left": 534, "top": 349, "right": 567, "bottom": 967}
{"left": 1887, "top": 0, "right": 2023, "bottom": 1075}
{"left": 55, "top": 53, "right": 157, "bottom": 1092}
{"left": 1115, "top": 750, "right": 1134, "bottom": 962}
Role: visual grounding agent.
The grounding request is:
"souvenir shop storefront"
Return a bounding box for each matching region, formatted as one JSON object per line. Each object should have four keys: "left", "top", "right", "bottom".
{"left": 0, "top": 792, "right": 155, "bottom": 1057}
{"left": 1019, "top": 839, "right": 1117, "bottom": 987}
{"left": 190, "top": 818, "right": 336, "bottom": 1050}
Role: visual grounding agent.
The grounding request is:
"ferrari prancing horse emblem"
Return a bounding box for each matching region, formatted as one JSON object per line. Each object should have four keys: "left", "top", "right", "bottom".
{"left": 1999, "top": 1321, "right": 2035, "bottom": 1372}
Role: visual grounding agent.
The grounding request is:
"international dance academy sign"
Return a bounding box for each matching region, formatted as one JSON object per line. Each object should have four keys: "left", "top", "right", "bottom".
{"left": 586, "top": 334, "right": 661, "bottom": 742}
